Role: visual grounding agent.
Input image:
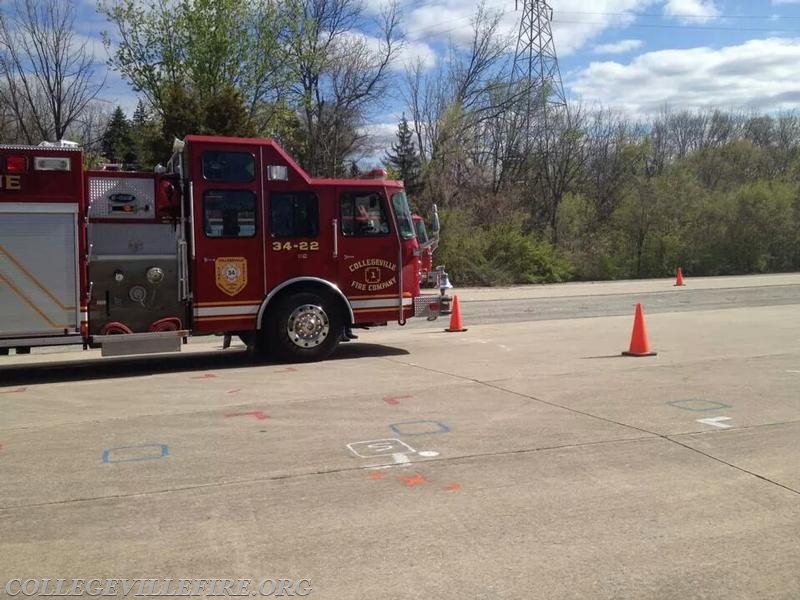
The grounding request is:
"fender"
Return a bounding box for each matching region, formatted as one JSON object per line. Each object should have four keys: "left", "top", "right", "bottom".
{"left": 256, "top": 277, "right": 354, "bottom": 330}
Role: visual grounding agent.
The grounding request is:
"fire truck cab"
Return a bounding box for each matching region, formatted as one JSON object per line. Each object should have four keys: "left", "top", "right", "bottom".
{"left": 0, "top": 135, "right": 451, "bottom": 362}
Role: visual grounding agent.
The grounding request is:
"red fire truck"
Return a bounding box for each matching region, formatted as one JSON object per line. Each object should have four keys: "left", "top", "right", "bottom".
{"left": 0, "top": 135, "right": 451, "bottom": 362}
{"left": 412, "top": 214, "right": 437, "bottom": 288}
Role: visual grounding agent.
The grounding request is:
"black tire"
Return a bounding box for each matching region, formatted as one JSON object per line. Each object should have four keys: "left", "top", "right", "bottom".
{"left": 267, "top": 291, "right": 343, "bottom": 362}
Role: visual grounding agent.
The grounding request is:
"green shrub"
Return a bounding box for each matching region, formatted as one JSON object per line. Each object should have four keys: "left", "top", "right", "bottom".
{"left": 436, "top": 209, "right": 574, "bottom": 286}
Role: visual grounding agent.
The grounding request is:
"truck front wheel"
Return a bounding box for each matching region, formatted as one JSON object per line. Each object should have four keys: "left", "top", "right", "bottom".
{"left": 267, "top": 291, "right": 343, "bottom": 362}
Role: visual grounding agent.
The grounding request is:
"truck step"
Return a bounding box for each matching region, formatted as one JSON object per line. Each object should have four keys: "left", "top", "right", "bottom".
{"left": 93, "top": 330, "right": 187, "bottom": 358}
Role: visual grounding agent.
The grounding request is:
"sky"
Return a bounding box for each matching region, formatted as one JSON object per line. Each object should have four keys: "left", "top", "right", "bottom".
{"left": 72, "top": 0, "right": 800, "bottom": 153}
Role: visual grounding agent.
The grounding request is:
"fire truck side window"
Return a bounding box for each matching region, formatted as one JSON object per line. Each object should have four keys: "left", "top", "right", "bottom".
{"left": 203, "top": 190, "right": 257, "bottom": 238}
{"left": 270, "top": 192, "right": 319, "bottom": 238}
{"left": 202, "top": 151, "right": 255, "bottom": 182}
{"left": 340, "top": 192, "right": 389, "bottom": 236}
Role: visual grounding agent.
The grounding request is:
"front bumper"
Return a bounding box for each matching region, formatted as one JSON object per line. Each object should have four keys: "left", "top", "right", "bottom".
{"left": 414, "top": 265, "right": 453, "bottom": 321}
{"left": 414, "top": 293, "right": 452, "bottom": 320}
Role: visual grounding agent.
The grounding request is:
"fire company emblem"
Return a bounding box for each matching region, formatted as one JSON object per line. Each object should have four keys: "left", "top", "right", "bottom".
{"left": 348, "top": 258, "right": 397, "bottom": 292}
{"left": 215, "top": 257, "right": 248, "bottom": 296}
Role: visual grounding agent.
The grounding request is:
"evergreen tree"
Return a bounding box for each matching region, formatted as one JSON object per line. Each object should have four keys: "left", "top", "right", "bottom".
{"left": 129, "top": 99, "right": 164, "bottom": 169}
{"left": 101, "top": 106, "right": 136, "bottom": 164}
{"left": 132, "top": 100, "right": 148, "bottom": 128}
{"left": 385, "top": 114, "right": 422, "bottom": 195}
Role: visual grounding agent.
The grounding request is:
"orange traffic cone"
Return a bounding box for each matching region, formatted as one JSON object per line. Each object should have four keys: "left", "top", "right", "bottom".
{"left": 445, "top": 295, "right": 467, "bottom": 332}
{"left": 622, "top": 303, "right": 657, "bottom": 357}
{"left": 674, "top": 267, "right": 685, "bottom": 287}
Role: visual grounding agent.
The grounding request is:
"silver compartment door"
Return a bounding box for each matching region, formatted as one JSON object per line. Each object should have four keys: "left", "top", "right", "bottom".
{"left": 0, "top": 203, "right": 79, "bottom": 336}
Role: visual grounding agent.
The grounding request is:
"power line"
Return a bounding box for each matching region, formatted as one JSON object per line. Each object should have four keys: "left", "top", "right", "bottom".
{"left": 406, "top": 0, "right": 800, "bottom": 21}
{"left": 557, "top": 9, "right": 800, "bottom": 21}
{"left": 554, "top": 18, "right": 800, "bottom": 34}
{"left": 404, "top": 8, "right": 800, "bottom": 40}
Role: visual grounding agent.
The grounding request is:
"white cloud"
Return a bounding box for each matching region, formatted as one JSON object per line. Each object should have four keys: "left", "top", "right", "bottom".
{"left": 74, "top": 33, "right": 110, "bottom": 63}
{"left": 593, "top": 39, "right": 644, "bottom": 54}
{"left": 404, "top": 0, "right": 660, "bottom": 58}
{"left": 354, "top": 121, "right": 405, "bottom": 166}
{"left": 398, "top": 40, "right": 437, "bottom": 70}
{"left": 363, "top": 121, "right": 402, "bottom": 143}
{"left": 571, "top": 38, "right": 800, "bottom": 116}
{"left": 662, "top": 0, "right": 720, "bottom": 22}
{"left": 338, "top": 30, "right": 436, "bottom": 71}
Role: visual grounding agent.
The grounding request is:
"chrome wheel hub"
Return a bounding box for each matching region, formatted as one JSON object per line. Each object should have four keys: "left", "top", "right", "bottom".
{"left": 287, "top": 304, "right": 330, "bottom": 348}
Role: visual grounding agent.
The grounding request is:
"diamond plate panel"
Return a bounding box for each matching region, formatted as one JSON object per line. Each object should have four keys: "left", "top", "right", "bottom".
{"left": 88, "top": 176, "right": 155, "bottom": 220}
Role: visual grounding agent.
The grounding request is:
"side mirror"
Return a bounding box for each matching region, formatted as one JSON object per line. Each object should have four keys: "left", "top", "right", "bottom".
{"left": 431, "top": 203, "right": 440, "bottom": 235}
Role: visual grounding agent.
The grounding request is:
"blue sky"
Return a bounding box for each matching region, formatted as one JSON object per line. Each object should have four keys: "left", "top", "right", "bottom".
{"left": 72, "top": 0, "right": 800, "bottom": 149}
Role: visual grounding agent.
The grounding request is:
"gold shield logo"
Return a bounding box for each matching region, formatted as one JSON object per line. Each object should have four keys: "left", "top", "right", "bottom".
{"left": 215, "top": 257, "right": 248, "bottom": 296}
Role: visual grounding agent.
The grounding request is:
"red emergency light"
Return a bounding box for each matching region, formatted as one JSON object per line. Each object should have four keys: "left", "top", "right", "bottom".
{"left": 5, "top": 156, "right": 28, "bottom": 173}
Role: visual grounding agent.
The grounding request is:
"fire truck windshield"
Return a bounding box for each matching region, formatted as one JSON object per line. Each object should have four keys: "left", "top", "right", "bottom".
{"left": 413, "top": 218, "right": 429, "bottom": 244}
{"left": 391, "top": 191, "right": 415, "bottom": 240}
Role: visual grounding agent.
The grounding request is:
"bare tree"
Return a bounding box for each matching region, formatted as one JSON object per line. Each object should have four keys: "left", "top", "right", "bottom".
{"left": 582, "top": 108, "right": 640, "bottom": 222}
{"left": 403, "top": 3, "right": 512, "bottom": 209}
{"left": 285, "top": 0, "right": 401, "bottom": 177}
{"left": 530, "top": 103, "right": 590, "bottom": 241}
{"left": 0, "top": 0, "right": 104, "bottom": 143}
{"left": 405, "top": 4, "right": 510, "bottom": 164}
{"left": 704, "top": 109, "right": 741, "bottom": 150}
{"left": 67, "top": 99, "right": 114, "bottom": 159}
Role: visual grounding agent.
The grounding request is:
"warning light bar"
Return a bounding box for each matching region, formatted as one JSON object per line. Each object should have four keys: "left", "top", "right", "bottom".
{"left": 34, "top": 156, "right": 71, "bottom": 171}
{"left": 5, "top": 156, "right": 28, "bottom": 173}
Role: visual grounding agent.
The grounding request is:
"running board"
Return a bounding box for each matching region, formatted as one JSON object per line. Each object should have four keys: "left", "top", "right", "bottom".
{"left": 0, "top": 334, "right": 83, "bottom": 349}
{"left": 93, "top": 330, "right": 187, "bottom": 357}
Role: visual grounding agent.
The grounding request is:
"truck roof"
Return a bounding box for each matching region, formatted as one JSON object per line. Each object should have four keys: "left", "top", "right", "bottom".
{"left": 183, "top": 134, "right": 403, "bottom": 190}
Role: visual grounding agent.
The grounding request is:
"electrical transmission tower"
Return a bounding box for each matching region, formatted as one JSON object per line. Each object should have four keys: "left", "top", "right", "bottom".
{"left": 510, "top": 0, "right": 567, "bottom": 147}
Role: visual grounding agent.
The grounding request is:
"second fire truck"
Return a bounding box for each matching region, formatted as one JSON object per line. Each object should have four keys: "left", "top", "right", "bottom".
{"left": 0, "top": 135, "right": 451, "bottom": 362}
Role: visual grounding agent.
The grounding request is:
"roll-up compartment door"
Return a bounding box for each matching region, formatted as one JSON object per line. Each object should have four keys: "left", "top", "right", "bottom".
{"left": 0, "top": 205, "right": 79, "bottom": 336}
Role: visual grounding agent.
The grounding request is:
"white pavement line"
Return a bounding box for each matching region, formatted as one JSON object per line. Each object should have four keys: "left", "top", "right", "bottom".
{"left": 696, "top": 416, "right": 733, "bottom": 429}
{"left": 392, "top": 452, "right": 411, "bottom": 465}
{"left": 367, "top": 454, "right": 413, "bottom": 471}
{"left": 417, "top": 450, "right": 440, "bottom": 458}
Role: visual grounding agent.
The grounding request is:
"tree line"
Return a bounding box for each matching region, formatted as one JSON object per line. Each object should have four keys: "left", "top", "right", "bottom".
{"left": 381, "top": 6, "right": 800, "bottom": 283}
{"left": 1, "top": 0, "right": 798, "bottom": 284}
{"left": 1, "top": 0, "right": 401, "bottom": 174}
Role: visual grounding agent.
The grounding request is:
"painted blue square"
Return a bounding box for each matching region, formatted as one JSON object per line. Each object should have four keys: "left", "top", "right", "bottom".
{"left": 389, "top": 420, "right": 450, "bottom": 436}
{"left": 102, "top": 444, "right": 169, "bottom": 464}
{"left": 667, "top": 399, "right": 731, "bottom": 412}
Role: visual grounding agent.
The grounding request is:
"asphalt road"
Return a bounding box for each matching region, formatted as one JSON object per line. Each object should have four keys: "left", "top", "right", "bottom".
{"left": 438, "top": 281, "right": 800, "bottom": 326}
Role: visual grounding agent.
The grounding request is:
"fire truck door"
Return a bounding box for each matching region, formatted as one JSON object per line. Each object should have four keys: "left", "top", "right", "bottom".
{"left": 190, "top": 149, "right": 264, "bottom": 331}
{"left": 336, "top": 189, "right": 402, "bottom": 321}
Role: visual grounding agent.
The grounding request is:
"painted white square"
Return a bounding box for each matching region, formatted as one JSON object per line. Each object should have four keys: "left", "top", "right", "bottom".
{"left": 346, "top": 438, "right": 415, "bottom": 458}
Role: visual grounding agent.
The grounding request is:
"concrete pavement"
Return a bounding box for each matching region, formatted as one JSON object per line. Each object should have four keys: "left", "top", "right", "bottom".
{"left": 1, "top": 277, "right": 799, "bottom": 599}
